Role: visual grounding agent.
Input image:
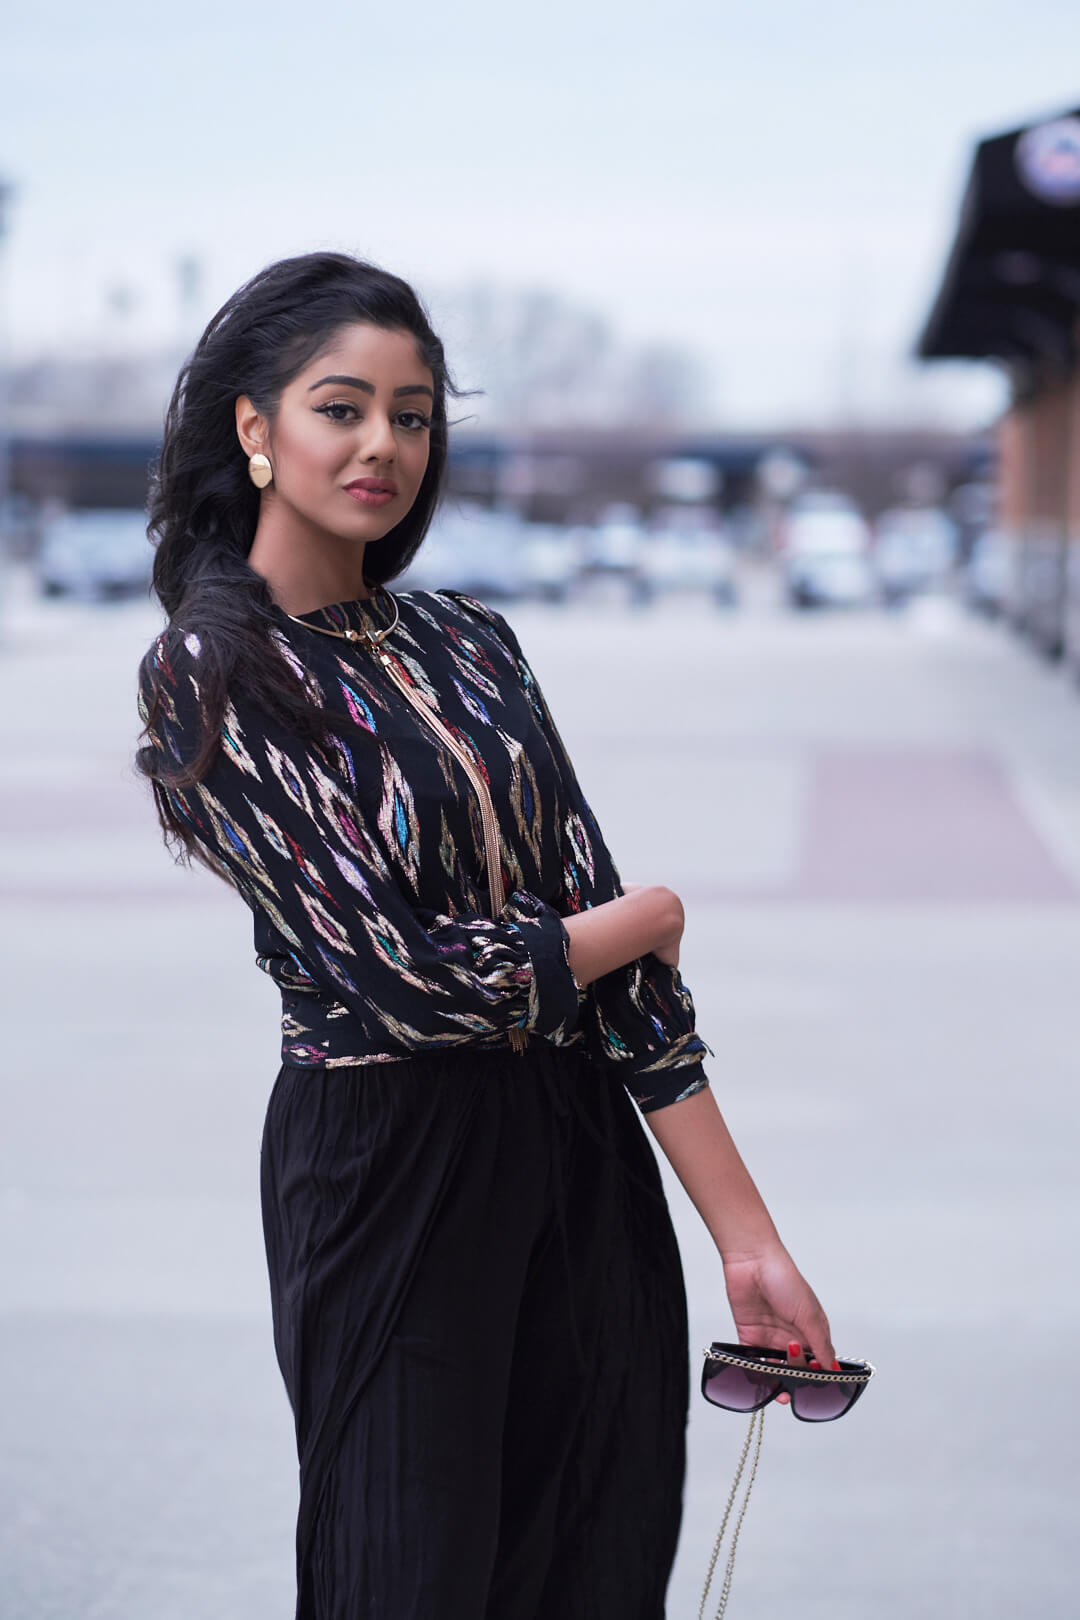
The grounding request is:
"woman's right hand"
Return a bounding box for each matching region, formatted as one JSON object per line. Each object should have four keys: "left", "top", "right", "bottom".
{"left": 622, "top": 882, "right": 683, "bottom": 968}
{"left": 561, "top": 883, "right": 684, "bottom": 986}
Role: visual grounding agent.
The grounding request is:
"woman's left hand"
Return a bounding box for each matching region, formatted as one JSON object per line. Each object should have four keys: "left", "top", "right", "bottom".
{"left": 644, "top": 1088, "right": 842, "bottom": 1398}
{"left": 721, "top": 1242, "right": 837, "bottom": 1391}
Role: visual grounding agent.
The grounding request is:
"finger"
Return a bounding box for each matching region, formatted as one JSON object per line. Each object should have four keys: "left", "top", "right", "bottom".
{"left": 808, "top": 1330, "right": 838, "bottom": 1369}
{"left": 777, "top": 1340, "right": 805, "bottom": 1407}
{"left": 800, "top": 1313, "right": 837, "bottom": 1369}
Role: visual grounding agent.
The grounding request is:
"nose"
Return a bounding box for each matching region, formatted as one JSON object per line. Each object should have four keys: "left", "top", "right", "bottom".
{"left": 360, "top": 407, "right": 397, "bottom": 465}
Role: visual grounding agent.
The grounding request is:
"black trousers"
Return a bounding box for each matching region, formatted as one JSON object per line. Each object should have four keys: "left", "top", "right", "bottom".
{"left": 259, "top": 1039, "right": 689, "bottom": 1620}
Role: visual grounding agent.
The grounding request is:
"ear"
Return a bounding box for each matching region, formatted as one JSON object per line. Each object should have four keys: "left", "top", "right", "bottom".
{"left": 235, "top": 395, "right": 268, "bottom": 458}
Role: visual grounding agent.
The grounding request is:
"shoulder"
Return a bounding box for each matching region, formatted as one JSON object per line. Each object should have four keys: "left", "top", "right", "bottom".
{"left": 421, "top": 591, "right": 559, "bottom": 731}
{"left": 426, "top": 587, "right": 504, "bottom": 630}
{"left": 137, "top": 624, "right": 217, "bottom": 774}
{"left": 138, "top": 620, "right": 254, "bottom": 745}
{"left": 139, "top": 616, "right": 306, "bottom": 711}
{"left": 138, "top": 622, "right": 203, "bottom": 710}
{"left": 427, "top": 589, "right": 525, "bottom": 663}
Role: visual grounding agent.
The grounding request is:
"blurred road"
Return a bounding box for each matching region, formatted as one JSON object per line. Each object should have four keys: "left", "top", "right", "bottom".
{"left": 2, "top": 564, "right": 1078, "bottom": 1619}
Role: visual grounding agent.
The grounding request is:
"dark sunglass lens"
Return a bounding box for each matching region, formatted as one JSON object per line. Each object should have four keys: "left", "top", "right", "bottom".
{"left": 791, "top": 1378, "right": 860, "bottom": 1420}
{"left": 703, "top": 1362, "right": 777, "bottom": 1412}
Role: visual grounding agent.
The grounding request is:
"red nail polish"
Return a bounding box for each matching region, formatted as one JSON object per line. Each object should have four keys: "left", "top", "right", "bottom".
{"left": 787, "top": 1341, "right": 802, "bottom": 1357}
{"left": 809, "top": 1359, "right": 821, "bottom": 1368}
{"left": 832, "top": 1360, "right": 842, "bottom": 1371}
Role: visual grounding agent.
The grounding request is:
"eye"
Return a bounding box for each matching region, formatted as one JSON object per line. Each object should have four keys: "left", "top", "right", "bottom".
{"left": 395, "top": 409, "right": 432, "bottom": 432}
{"left": 314, "top": 400, "right": 360, "bottom": 423}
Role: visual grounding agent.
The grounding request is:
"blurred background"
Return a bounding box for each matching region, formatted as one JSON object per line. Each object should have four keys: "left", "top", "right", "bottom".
{"left": 1, "top": 4, "right": 1079, "bottom": 1618}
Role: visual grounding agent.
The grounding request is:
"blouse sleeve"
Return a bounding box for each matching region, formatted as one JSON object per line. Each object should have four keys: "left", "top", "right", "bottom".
{"left": 461, "top": 597, "right": 714, "bottom": 1114}
{"left": 137, "top": 628, "right": 583, "bottom": 1051}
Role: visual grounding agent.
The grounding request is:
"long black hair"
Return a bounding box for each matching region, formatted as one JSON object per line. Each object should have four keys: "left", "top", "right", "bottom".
{"left": 136, "top": 250, "right": 460, "bottom": 863}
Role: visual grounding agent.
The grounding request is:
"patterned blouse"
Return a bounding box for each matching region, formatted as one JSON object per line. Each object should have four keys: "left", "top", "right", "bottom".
{"left": 137, "top": 587, "right": 713, "bottom": 1114}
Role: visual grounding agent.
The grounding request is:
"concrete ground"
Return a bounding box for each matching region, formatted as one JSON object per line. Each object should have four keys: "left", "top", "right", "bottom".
{"left": 1, "top": 563, "right": 1078, "bottom": 1619}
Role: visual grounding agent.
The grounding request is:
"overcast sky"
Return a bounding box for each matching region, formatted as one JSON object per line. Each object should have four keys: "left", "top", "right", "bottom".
{"left": 2, "top": 1, "right": 1077, "bottom": 429}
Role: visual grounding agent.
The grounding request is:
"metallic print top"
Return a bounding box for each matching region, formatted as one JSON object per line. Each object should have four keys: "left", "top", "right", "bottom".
{"left": 138, "top": 588, "right": 713, "bottom": 1114}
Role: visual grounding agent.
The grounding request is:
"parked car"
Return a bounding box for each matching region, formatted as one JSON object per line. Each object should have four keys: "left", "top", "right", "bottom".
{"left": 780, "top": 494, "right": 874, "bottom": 609}
{"left": 873, "top": 506, "right": 958, "bottom": 605}
{"left": 395, "top": 509, "right": 462, "bottom": 591}
{"left": 398, "top": 504, "right": 528, "bottom": 601}
{"left": 38, "top": 509, "right": 152, "bottom": 600}
{"left": 519, "top": 522, "right": 582, "bottom": 603}
{"left": 779, "top": 489, "right": 865, "bottom": 537}
{"left": 579, "top": 504, "right": 646, "bottom": 584}
{"left": 634, "top": 509, "right": 738, "bottom": 607}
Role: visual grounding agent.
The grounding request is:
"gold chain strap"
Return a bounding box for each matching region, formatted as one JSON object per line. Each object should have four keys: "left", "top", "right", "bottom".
{"left": 702, "top": 1346, "right": 872, "bottom": 1386}
{"left": 697, "top": 1407, "right": 766, "bottom": 1620}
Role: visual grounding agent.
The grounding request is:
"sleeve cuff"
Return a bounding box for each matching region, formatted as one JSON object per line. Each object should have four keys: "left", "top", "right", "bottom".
{"left": 501, "top": 888, "right": 584, "bottom": 1042}
{"left": 630, "top": 1056, "right": 711, "bottom": 1114}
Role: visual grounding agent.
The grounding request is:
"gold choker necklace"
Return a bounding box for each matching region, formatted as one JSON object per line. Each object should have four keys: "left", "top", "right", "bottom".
{"left": 284, "top": 584, "right": 399, "bottom": 648}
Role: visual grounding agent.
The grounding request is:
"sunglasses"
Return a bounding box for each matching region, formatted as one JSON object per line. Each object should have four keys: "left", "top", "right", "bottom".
{"left": 696, "top": 1343, "right": 876, "bottom": 1616}
{"left": 701, "top": 1341, "right": 875, "bottom": 1423}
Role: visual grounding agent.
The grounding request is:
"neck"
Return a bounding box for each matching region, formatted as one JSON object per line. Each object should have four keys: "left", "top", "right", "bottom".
{"left": 247, "top": 504, "right": 373, "bottom": 615}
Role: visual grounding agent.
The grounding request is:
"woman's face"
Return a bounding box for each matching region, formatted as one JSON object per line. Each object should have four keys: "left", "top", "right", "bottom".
{"left": 242, "top": 321, "right": 435, "bottom": 546}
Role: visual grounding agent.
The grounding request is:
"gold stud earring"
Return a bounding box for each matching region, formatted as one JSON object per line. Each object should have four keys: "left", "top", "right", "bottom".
{"left": 248, "top": 453, "right": 273, "bottom": 489}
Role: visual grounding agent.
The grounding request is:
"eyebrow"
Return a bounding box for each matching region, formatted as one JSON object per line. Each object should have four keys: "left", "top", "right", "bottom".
{"left": 307, "top": 373, "right": 434, "bottom": 399}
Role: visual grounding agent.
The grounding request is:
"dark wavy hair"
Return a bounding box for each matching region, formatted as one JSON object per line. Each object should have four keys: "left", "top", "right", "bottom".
{"left": 136, "top": 250, "right": 460, "bottom": 862}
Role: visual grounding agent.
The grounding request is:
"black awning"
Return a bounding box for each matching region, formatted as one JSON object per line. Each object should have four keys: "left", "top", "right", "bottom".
{"left": 916, "top": 107, "right": 1080, "bottom": 365}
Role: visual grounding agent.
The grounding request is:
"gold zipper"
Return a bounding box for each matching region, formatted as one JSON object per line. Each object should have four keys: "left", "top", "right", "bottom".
{"left": 372, "top": 647, "right": 530, "bottom": 1053}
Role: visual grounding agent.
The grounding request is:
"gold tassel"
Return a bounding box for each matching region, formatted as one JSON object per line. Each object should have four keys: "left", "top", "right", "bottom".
{"left": 508, "top": 1026, "right": 530, "bottom": 1053}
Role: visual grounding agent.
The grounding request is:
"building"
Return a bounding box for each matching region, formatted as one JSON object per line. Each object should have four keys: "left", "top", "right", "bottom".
{"left": 918, "top": 105, "right": 1080, "bottom": 670}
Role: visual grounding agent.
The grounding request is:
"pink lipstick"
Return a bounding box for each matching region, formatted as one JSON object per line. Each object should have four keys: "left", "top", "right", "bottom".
{"left": 345, "top": 477, "right": 398, "bottom": 508}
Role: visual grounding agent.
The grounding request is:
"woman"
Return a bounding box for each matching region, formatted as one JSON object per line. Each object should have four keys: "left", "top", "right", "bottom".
{"left": 136, "top": 250, "right": 836, "bottom": 1620}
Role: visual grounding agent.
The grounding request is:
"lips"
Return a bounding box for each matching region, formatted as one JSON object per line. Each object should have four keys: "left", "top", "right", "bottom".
{"left": 345, "top": 477, "right": 398, "bottom": 495}
{"left": 344, "top": 476, "right": 398, "bottom": 509}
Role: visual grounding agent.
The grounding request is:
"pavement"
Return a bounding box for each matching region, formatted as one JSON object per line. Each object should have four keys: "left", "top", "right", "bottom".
{"left": 1, "top": 562, "right": 1078, "bottom": 1619}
